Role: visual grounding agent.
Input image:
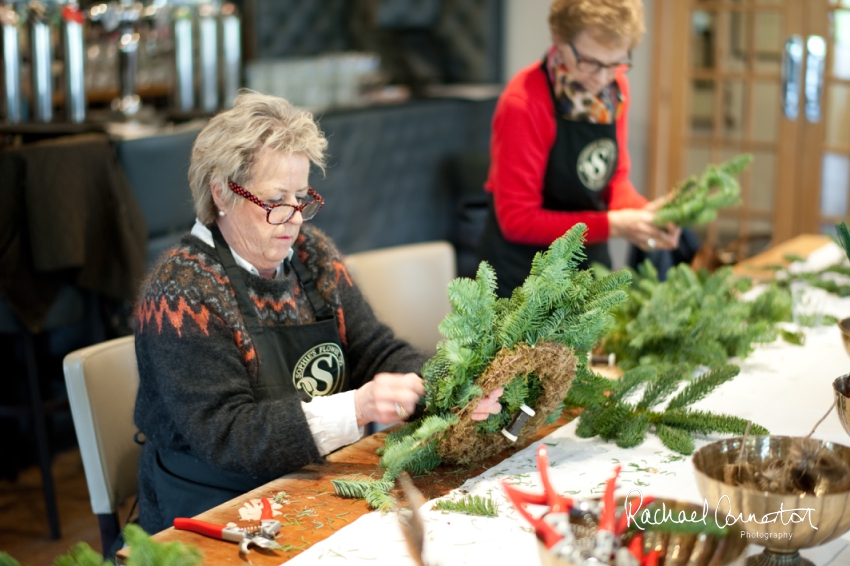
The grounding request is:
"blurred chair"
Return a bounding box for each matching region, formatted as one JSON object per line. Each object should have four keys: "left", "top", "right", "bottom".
{"left": 115, "top": 128, "right": 201, "bottom": 267}
{"left": 0, "top": 286, "right": 86, "bottom": 540}
{"left": 63, "top": 336, "right": 141, "bottom": 556}
{"left": 344, "top": 241, "right": 456, "bottom": 355}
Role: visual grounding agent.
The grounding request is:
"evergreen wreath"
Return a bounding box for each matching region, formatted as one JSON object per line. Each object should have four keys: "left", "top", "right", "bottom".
{"left": 333, "top": 224, "right": 631, "bottom": 508}
{"left": 654, "top": 154, "right": 752, "bottom": 227}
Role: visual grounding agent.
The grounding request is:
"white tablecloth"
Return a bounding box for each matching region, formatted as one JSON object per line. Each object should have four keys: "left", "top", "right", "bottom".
{"left": 288, "top": 243, "right": 850, "bottom": 566}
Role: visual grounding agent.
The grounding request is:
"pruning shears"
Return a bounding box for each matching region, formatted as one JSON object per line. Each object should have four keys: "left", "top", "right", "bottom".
{"left": 503, "top": 444, "right": 659, "bottom": 566}
{"left": 174, "top": 498, "right": 283, "bottom": 555}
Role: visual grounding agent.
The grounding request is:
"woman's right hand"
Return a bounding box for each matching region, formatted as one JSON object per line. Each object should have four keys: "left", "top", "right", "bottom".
{"left": 608, "top": 208, "right": 679, "bottom": 251}
{"left": 354, "top": 373, "right": 425, "bottom": 427}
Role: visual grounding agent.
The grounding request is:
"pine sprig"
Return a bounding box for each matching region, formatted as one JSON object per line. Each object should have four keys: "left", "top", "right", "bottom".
{"left": 331, "top": 476, "right": 393, "bottom": 499}
{"left": 837, "top": 222, "right": 850, "bottom": 262}
{"left": 432, "top": 495, "right": 499, "bottom": 517}
{"left": 655, "top": 154, "right": 752, "bottom": 227}
{"left": 666, "top": 365, "right": 739, "bottom": 410}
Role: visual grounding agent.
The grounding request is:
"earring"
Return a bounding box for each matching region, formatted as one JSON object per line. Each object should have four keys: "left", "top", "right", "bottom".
{"left": 218, "top": 210, "right": 225, "bottom": 217}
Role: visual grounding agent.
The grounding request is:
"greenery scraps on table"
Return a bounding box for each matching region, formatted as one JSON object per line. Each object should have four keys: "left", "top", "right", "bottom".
{"left": 602, "top": 261, "right": 794, "bottom": 372}
{"left": 332, "top": 224, "right": 632, "bottom": 509}
{"left": 0, "top": 524, "right": 202, "bottom": 566}
{"left": 432, "top": 495, "right": 499, "bottom": 517}
{"left": 654, "top": 154, "right": 752, "bottom": 228}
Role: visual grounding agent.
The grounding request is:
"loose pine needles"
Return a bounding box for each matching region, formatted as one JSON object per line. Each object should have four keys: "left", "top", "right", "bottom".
{"left": 655, "top": 154, "right": 752, "bottom": 227}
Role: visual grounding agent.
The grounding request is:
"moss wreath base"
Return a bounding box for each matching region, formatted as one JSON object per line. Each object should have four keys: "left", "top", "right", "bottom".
{"left": 438, "top": 340, "right": 577, "bottom": 464}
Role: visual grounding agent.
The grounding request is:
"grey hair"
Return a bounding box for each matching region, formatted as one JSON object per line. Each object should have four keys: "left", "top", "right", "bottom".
{"left": 188, "top": 90, "right": 328, "bottom": 225}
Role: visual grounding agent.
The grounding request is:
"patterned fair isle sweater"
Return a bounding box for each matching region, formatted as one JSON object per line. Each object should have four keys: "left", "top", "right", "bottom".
{"left": 134, "top": 224, "right": 428, "bottom": 533}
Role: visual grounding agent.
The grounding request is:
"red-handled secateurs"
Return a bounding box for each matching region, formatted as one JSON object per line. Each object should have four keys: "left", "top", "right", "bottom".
{"left": 174, "top": 497, "right": 283, "bottom": 555}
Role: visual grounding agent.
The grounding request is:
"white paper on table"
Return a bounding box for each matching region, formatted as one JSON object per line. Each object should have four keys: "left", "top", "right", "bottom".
{"left": 285, "top": 243, "right": 850, "bottom": 566}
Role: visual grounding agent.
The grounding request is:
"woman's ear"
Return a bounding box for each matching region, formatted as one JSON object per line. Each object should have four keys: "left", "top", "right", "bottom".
{"left": 210, "top": 180, "right": 227, "bottom": 213}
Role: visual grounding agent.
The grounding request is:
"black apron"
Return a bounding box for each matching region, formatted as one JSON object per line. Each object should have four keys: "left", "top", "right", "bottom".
{"left": 149, "top": 225, "right": 348, "bottom": 525}
{"left": 479, "top": 59, "right": 620, "bottom": 298}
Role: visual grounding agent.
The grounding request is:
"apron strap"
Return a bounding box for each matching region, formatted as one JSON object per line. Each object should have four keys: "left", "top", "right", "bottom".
{"left": 211, "top": 224, "right": 263, "bottom": 329}
{"left": 210, "top": 223, "right": 335, "bottom": 322}
{"left": 289, "top": 253, "right": 335, "bottom": 320}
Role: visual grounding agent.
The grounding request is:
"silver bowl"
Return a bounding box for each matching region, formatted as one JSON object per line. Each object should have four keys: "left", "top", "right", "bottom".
{"left": 833, "top": 373, "right": 850, "bottom": 438}
{"left": 693, "top": 436, "right": 850, "bottom": 566}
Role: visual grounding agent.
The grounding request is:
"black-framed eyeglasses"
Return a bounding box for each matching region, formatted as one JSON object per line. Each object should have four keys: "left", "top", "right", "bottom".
{"left": 227, "top": 179, "right": 324, "bottom": 225}
{"left": 568, "top": 42, "right": 632, "bottom": 75}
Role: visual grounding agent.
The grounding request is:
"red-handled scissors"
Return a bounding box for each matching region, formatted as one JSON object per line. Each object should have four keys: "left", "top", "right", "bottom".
{"left": 174, "top": 498, "right": 282, "bottom": 555}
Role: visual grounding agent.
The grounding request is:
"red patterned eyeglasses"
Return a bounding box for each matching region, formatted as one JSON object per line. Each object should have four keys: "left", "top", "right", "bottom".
{"left": 227, "top": 179, "right": 324, "bottom": 225}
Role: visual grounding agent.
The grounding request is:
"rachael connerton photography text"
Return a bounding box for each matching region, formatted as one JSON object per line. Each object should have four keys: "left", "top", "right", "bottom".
{"left": 623, "top": 490, "right": 817, "bottom": 531}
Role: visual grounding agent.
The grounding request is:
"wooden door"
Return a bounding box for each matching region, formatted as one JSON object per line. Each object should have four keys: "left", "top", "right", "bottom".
{"left": 649, "top": 0, "right": 849, "bottom": 250}
{"left": 798, "top": 1, "right": 850, "bottom": 235}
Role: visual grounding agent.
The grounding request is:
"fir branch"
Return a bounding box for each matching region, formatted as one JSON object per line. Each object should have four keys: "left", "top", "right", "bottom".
{"left": 666, "top": 365, "right": 740, "bottom": 410}
{"left": 365, "top": 487, "right": 396, "bottom": 513}
{"left": 836, "top": 222, "right": 850, "bottom": 262}
{"left": 656, "top": 409, "right": 768, "bottom": 436}
{"left": 123, "top": 523, "right": 202, "bottom": 566}
{"left": 432, "top": 495, "right": 498, "bottom": 518}
{"left": 655, "top": 155, "right": 752, "bottom": 227}
{"left": 331, "top": 476, "right": 392, "bottom": 499}
{"left": 615, "top": 413, "right": 650, "bottom": 449}
{"left": 53, "top": 544, "right": 108, "bottom": 566}
{"left": 655, "top": 424, "right": 695, "bottom": 454}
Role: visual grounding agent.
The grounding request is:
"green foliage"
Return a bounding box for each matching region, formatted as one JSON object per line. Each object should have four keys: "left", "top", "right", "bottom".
{"left": 655, "top": 154, "right": 752, "bottom": 227}
{"left": 365, "top": 488, "right": 396, "bottom": 513}
{"left": 123, "top": 524, "right": 202, "bottom": 566}
{"left": 606, "top": 263, "right": 789, "bottom": 372}
{"left": 574, "top": 358, "right": 767, "bottom": 454}
{"left": 433, "top": 495, "right": 499, "bottom": 518}
{"left": 361, "top": 224, "right": 631, "bottom": 507}
{"left": 837, "top": 222, "right": 850, "bottom": 262}
{"left": 476, "top": 372, "right": 545, "bottom": 434}
{"left": 53, "top": 544, "right": 107, "bottom": 566}
{"left": 332, "top": 476, "right": 393, "bottom": 499}
{"left": 0, "top": 526, "right": 202, "bottom": 566}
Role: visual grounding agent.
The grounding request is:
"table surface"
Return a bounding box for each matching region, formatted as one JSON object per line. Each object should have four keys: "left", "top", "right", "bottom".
{"left": 119, "top": 234, "right": 847, "bottom": 565}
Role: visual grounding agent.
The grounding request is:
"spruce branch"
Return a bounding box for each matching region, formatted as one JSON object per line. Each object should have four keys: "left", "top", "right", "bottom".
{"left": 656, "top": 424, "right": 695, "bottom": 454}
{"left": 837, "top": 222, "right": 850, "bottom": 262}
{"left": 666, "top": 365, "right": 740, "bottom": 410}
{"left": 655, "top": 154, "right": 752, "bottom": 227}
{"left": 432, "top": 495, "right": 498, "bottom": 518}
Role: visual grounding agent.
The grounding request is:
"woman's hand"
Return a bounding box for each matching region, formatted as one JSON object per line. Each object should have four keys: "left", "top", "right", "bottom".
{"left": 608, "top": 205, "right": 681, "bottom": 252}
{"left": 354, "top": 373, "right": 425, "bottom": 427}
{"left": 471, "top": 387, "right": 504, "bottom": 421}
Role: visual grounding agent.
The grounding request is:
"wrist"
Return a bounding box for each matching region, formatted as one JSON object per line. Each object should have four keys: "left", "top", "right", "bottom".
{"left": 354, "top": 386, "right": 369, "bottom": 428}
{"left": 607, "top": 210, "right": 622, "bottom": 238}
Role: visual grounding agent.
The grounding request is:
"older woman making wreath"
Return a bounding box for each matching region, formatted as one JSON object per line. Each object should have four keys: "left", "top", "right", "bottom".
{"left": 133, "top": 92, "right": 504, "bottom": 534}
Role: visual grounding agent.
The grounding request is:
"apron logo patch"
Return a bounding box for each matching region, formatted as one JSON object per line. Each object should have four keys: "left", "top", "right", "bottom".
{"left": 292, "top": 343, "right": 345, "bottom": 397}
{"left": 576, "top": 138, "right": 617, "bottom": 191}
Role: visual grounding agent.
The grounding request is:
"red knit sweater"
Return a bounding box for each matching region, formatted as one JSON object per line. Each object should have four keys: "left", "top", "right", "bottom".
{"left": 485, "top": 62, "right": 647, "bottom": 246}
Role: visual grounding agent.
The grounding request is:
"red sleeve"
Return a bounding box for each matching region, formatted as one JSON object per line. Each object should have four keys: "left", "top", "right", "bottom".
{"left": 606, "top": 74, "right": 648, "bottom": 211}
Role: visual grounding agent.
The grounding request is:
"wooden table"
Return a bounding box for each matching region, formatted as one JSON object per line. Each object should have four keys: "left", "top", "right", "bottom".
{"left": 120, "top": 234, "right": 835, "bottom": 565}
{"left": 116, "top": 414, "right": 578, "bottom": 565}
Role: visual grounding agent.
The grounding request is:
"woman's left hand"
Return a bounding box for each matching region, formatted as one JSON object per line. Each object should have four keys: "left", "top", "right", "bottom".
{"left": 471, "top": 387, "right": 504, "bottom": 421}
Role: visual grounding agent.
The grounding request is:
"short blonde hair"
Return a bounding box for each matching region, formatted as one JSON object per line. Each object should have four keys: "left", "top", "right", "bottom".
{"left": 189, "top": 90, "right": 328, "bottom": 225}
{"left": 549, "top": 0, "right": 645, "bottom": 49}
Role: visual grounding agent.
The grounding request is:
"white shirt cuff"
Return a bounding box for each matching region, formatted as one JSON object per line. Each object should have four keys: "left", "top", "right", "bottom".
{"left": 301, "top": 390, "right": 364, "bottom": 456}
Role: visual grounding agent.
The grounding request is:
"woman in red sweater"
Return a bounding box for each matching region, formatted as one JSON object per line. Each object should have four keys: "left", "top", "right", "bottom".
{"left": 479, "top": 0, "right": 680, "bottom": 296}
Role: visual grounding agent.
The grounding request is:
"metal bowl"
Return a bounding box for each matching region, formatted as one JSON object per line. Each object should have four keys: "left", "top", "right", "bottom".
{"left": 839, "top": 318, "right": 850, "bottom": 359}
{"left": 537, "top": 498, "right": 747, "bottom": 566}
{"left": 693, "top": 436, "right": 850, "bottom": 566}
{"left": 833, "top": 374, "right": 850, "bottom": 438}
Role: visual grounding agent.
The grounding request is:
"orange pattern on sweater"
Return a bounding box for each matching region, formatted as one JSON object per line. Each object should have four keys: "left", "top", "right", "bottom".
{"left": 138, "top": 295, "right": 212, "bottom": 337}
